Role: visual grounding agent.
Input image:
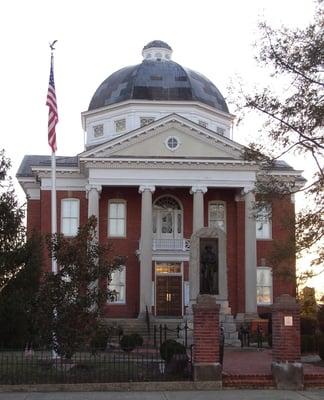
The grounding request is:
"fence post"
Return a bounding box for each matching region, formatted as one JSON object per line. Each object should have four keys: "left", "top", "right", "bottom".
{"left": 192, "top": 294, "right": 222, "bottom": 384}
{"left": 271, "top": 294, "right": 303, "bottom": 389}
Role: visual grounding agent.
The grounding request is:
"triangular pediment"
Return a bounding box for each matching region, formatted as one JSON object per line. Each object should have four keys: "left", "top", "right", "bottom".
{"left": 80, "top": 114, "right": 244, "bottom": 160}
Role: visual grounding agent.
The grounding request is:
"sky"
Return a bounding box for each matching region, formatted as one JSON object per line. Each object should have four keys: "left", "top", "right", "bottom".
{"left": 0, "top": 0, "right": 322, "bottom": 296}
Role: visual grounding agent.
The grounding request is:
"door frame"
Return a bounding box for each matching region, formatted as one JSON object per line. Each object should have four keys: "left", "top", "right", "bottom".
{"left": 154, "top": 261, "right": 183, "bottom": 317}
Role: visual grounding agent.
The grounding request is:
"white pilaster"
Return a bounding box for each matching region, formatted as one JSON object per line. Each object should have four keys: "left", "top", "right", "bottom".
{"left": 139, "top": 185, "right": 155, "bottom": 314}
{"left": 244, "top": 189, "right": 257, "bottom": 314}
{"left": 190, "top": 186, "right": 208, "bottom": 233}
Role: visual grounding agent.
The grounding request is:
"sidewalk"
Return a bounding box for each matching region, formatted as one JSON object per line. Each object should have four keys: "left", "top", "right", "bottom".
{"left": 0, "top": 390, "right": 324, "bottom": 400}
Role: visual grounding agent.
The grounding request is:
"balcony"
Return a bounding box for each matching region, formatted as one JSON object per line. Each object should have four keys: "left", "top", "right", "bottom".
{"left": 152, "top": 238, "right": 190, "bottom": 251}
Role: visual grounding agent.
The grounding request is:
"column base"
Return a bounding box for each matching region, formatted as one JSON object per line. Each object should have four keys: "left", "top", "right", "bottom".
{"left": 271, "top": 362, "right": 304, "bottom": 390}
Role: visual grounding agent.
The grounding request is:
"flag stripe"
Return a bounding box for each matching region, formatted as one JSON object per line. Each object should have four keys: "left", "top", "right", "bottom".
{"left": 46, "top": 54, "right": 58, "bottom": 152}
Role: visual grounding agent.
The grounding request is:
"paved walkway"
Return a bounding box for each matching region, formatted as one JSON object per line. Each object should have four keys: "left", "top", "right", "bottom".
{"left": 223, "top": 347, "right": 324, "bottom": 377}
{"left": 0, "top": 390, "right": 323, "bottom": 400}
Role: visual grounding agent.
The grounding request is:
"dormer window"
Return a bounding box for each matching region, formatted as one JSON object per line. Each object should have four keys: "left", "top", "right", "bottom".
{"left": 115, "top": 119, "right": 126, "bottom": 133}
{"left": 217, "top": 126, "right": 225, "bottom": 136}
{"left": 199, "top": 120, "right": 208, "bottom": 128}
{"left": 140, "top": 117, "right": 155, "bottom": 127}
{"left": 93, "top": 124, "right": 104, "bottom": 138}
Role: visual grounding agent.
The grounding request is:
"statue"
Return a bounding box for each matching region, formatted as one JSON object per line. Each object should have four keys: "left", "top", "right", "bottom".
{"left": 200, "top": 243, "right": 219, "bottom": 294}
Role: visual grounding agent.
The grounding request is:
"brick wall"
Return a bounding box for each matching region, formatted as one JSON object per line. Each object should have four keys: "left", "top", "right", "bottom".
{"left": 272, "top": 294, "right": 301, "bottom": 363}
{"left": 193, "top": 296, "right": 220, "bottom": 364}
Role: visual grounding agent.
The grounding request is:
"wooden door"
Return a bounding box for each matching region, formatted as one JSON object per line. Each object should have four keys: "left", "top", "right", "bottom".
{"left": 156, "top": 275, "right": 182, "bottom": 316}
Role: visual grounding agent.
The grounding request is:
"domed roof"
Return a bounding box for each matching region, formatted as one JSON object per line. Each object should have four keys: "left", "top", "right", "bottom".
{"left": 88, "top": 41, "right": 229, "bottom": 113}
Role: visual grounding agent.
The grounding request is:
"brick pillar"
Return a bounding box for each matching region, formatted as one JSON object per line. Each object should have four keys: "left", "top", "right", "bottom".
{"left": 271, "top": 294, "right": 303, "bottom": 389}
{"left": 192, "top": 295, "right": 222, "bottom": 382}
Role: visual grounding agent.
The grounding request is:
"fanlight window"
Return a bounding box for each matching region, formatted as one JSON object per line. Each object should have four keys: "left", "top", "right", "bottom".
{"left": 154, "top": 197, "right": 181, "bottom": 210}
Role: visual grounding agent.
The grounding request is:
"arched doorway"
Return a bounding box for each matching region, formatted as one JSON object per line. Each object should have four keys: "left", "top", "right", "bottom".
{"left": 153, "top": 196, "right": 183, "bottom": 240}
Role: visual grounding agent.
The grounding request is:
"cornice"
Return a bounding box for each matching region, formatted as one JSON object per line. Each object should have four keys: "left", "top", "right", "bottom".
{"left": 81, "top": 158, "right": 259, "bottom": 171}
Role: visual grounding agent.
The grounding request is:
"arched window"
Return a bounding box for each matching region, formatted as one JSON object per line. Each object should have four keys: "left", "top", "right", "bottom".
{"left": 153, "top": 196, "right": 183, "bottom": 238}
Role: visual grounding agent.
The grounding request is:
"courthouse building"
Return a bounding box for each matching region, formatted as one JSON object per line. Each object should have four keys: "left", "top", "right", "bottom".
{"left": 17, "top": 41, "right": 303, "bottom": 322}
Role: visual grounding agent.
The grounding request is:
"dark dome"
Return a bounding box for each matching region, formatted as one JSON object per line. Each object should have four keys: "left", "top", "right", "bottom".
{"left": 143, "top": 40, "right": 172, "bottom": 51}
{"left": 88, "top": 44, "right": 229, "bottom": 113}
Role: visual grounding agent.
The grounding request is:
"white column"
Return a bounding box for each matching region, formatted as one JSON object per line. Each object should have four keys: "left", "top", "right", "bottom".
{"left": 244, "top": 189, "right": 257, "bottom": 315}
{"left": 86, "top": 184, "right": 102, "bottom": 236}
{"left": 139, "top": 185, "right": 155, "bottom": 314}
{"left": 190, "top": 186, "right": 207, "bottom": 233}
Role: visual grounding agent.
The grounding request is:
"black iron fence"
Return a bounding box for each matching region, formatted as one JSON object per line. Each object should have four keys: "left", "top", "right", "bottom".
{"left": 153, "top": 321, "right": 193, "bottom": 349}
{"left": 0, "top": 348, "right": 192, "bottom": 384}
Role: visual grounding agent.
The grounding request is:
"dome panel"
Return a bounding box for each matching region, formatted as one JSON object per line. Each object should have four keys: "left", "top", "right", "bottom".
{"left": 88, "top": 42, "right": 229, "bottom": 113}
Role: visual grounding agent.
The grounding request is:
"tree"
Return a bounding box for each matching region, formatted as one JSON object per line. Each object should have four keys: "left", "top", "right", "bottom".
{"left": 231, "top": 1, "right": 323, "bottom": 274}
{"left": 0, "top": 232, "right": 42, "bottom": 348}
{"left": 0, "top": 149, "right": 26, "bottom": 291}
{"left": 35, "top": 216, "right": 123, "bottom": 358}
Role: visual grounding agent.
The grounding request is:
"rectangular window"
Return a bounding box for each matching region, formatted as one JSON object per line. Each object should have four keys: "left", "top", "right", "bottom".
{"left": 108, "top": 266, "right": 126, "bottom": 303}
{"left": 140, "top": 117, "right": 155, "bottom": 127}
{"left": 108, "top": 201, "right": 126, "bottom": 237}
{"left": 61, "top": 199, "right": 79, "bottom": 236}
{"left": 217, "top": 126, "right": 225, "bottom": 135}
{"left": 198, "top": 120, "right": 208, "bottom": 128}
{"left": 208, "top": 201, "right": 226, "bottom": 231}
{"left": 256, "top": 203, "right": 272, "bottom": 239}
{"left": 257, "top": 267, "right": 273, "bottom": 305}
{"left": 93, "top": 124, "right": 104, "bottom": 138}
{"left": 114, "top": 119, "right": 126, "bottom": 133}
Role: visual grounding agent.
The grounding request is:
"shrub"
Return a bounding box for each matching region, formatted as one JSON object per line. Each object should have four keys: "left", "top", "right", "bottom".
{"left": 90, "top": 325, "right": 111, "bottom": 352}
{"left": 300, "top": 316, "right": 318, "bottom": 335}
{"left": 120, "top": 333, "right": 143, "bottom": 352}
{"left": 318, "top": 335, "right": 324, "bottom": 360}
{"left": 301, "top": 334, "right": 317, "bottom": 353}
{"left": 160, "top": 339, "right": 186, "bottom": 363}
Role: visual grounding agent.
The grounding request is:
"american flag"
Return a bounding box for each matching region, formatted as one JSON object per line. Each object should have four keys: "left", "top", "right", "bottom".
{"left": 46, "top": 55, "right": 58, "bottom": 152}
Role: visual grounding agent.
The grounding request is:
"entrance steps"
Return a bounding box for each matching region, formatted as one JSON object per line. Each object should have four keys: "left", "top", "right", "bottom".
{"left": 223, "top": 373, "right": 274, "bottom": 388}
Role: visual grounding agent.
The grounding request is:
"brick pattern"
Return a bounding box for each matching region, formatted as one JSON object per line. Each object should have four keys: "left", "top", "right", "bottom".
{"left": 272, "top": 294, "right": 301, "bottom": 363}
{"left": 193, "top": 300, "right": 220, "bottom": 364}
{"left": 26, "top": 186, "right": 296, "bottom": 318}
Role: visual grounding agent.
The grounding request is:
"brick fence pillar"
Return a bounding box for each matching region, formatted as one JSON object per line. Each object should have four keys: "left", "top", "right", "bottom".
{"left": 192, "top": 294, "right": 222, "bottom": 382}
{"left": 271, "top": 294, "right": 303, "bottom": 389}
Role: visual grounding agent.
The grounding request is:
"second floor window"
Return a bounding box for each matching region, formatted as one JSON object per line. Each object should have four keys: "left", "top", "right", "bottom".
{"left": 208, "top": 201, "right": 226, "bottom": 232}
{"left": 108, "top": 201, "right": 126, "bottom": 237}
{"left": 61, "top": 199, "right": 79, "bottom": 236}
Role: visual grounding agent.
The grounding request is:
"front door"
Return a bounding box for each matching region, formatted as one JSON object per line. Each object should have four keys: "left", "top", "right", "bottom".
{"left": 156, "top": 275, "right": 182, "bottom": 317}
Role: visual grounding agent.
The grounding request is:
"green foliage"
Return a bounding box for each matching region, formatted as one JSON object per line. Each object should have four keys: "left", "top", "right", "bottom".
{"left": 120, "top": 333, "right": 143, "bottom": 352}
{"left": 299, "top": 287, "right": 318, "bottom": 318}
{"left": 301, "top": 334, "right": 318, "bottom": 354}
{"left": 318, "top": 304, "right": 324, "bottom": 333}
{"left": 90, "top": 325, "right": 111, "bottom": 352}
{"left": 0, "top": 150, "right": 26, "bottom": 291}
{"left": 160, "top": 339, "right": 186, "bottom": 363}
{"left": 0, "top": 232, "right": 42, "bottom": 348}
{"left": 300, "top": 315, "right": 318, "bottom": 335}
{"left": 35, "top": 217, "right": 123, "bottom": 358}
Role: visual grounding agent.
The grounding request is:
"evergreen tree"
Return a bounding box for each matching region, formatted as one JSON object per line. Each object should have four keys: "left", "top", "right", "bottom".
{"left": 0, "top": 149, "right": 25, "bottom": 291}
{"left": 35, "top": 216, "right": 123, "bottom": 358}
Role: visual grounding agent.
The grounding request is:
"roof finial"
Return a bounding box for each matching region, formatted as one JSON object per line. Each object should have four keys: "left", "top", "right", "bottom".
{"left": 142, "top": 40, "right": 173, "bottom": 61}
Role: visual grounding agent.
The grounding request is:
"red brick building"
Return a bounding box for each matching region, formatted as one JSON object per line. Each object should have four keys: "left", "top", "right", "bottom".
{"left": 17, "top": 41, "right": 304, "bottom": 324}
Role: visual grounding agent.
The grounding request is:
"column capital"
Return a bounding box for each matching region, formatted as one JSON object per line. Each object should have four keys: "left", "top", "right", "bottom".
{"left": 139, "top": 185, "right": 155, "bottom": 194}
{"left": 85, "top": 184, "right": 102, "bottom": 199}
{"left": 190, "top": 185, "right": 208, "bottom": 195}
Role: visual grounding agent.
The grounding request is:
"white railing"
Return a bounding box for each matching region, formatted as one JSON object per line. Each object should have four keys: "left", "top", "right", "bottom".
{"left": 152, "top": 238, "right": 190, "bottom": 251}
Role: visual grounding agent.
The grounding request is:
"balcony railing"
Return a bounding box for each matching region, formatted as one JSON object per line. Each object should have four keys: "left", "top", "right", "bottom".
{"left": 152, "top": 238, "right": 190, "bottom": 251}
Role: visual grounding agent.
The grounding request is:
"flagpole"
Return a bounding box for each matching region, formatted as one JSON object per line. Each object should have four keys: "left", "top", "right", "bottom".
{"left": 47, "top": 41, "right": 59, "bottom": 358}
{"left": 47, "top": 41, "right": 58, "bottom": 275}
{"left": 51, "top": 150, "right": 57, "bottom": 274}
